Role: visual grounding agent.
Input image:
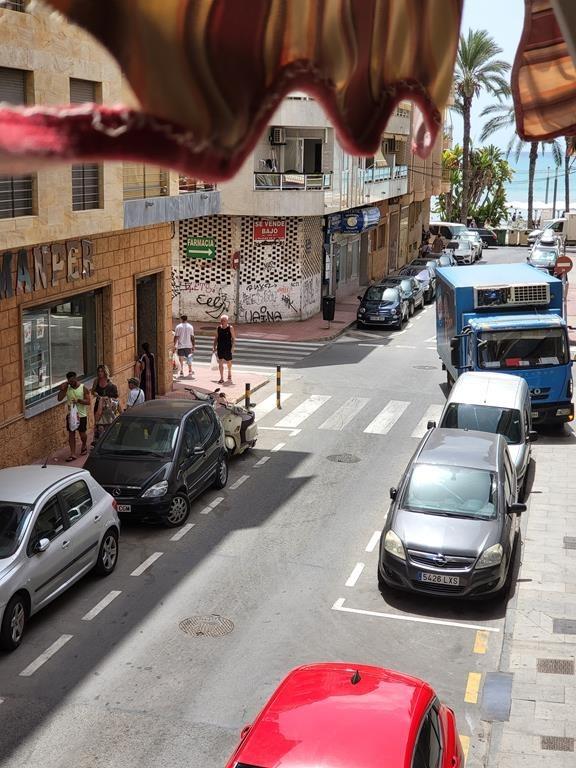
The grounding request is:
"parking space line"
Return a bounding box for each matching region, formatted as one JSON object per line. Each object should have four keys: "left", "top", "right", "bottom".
{"left": 19, "top": 634, "right": 73, "bottom": 677}
{"left": 200, "top": 506, "right": 212, "bottom": 514}
{"left": 82, "top": 590, "right": 122, "bottom": 621}
{"left": 271, "top": 442, "right": 285, "bottom": 452}
{"left": 210, "top": 496, "right": 224, "bottom": 508}
{"left": 345, "top": 562, "right": 365, "bottom": 587}
{"left": 170, "top": 523, "right": 195, "bottom": 541}
{"left": 365, "top": 531, "right": 381, "bottom": 553}
{"left": 255, "top": 456, "right": 270, "bottom": 466}
{"left": 230, "top": 474, "right": 249, "bottom": 489}
{"left": 459, "top": 735, "right": 470, "bottom": 764}
{"left": 473, "top": 629, "right": 489, "bottom": 654}
{"left": 131, "top": 552, "right": 163, "bottom": 576}
{"left": 332, "top": 598, "right": 500, "bottom": 632}
{"left": 464, "top": 672, "right": 482, "bottom": 704}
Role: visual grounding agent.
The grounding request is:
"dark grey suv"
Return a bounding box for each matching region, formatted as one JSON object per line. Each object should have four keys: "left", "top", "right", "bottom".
{"left": 378, "top": 429, "right": 525, "bottom": 599}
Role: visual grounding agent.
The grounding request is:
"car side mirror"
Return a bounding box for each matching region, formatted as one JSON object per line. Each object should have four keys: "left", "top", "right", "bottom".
{"left": 35, "top": 537, "right": 50, "bottom": 553}
{"left": 192, "top": 446, "right": 205, "bottom": 456}
{"left": 509, "top": 502, "right": 526, "bottom": 515}
{"left": 528, "top": 430, "right": 538, "bottom": 442}
{"left": 240, "top": 725, "right": 251, "bottom": 740}
{"left": 389, "top": 487, "right": 398, "bottom": 501}
{"left": 427, "top": 420, "right": 436, "bottom": 430}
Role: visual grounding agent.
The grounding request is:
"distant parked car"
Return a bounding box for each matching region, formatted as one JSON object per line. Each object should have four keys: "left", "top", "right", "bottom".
{"left": 225, "top": 662, "right": 464, "bottom": 768}
{"left": 410, "top": 257, "right": 438, "bottom": 274}
{"left": 379, "top": 428, "right": 525, "bottom": 599}
{"left": 527, "top": 243, "right": 560, "bottom": 274}
{"left": 454, "top": 230, "right": 483, "bottom": 259}
{"left": 85, "top": 400, "right": 228, "bottom": 527}
{"left": 381, "top": 275, "right": 425, "bottom": 315}
{"left": 438, "top": 252, "right": 457, "bottom": 267}
{"left": 398, "top": 265, "right": 436, "bottom": 303}
{"left": 357, "top": 285, "right": 408, "bottom": 329}
{"left": 0, "top": 465, "right": 120, "bottom": 651}
{"left": 468, "top": 226, "right": 498, "bottom": 247}
{"left": 445, "top": 239, "right": 475, "bottom": 265}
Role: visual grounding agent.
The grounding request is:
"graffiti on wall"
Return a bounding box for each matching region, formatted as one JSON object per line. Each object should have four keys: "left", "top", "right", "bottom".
{"left": 177, "top": 280, "right": 235, "bottom": 321}
{"left": 301, "top": 274, "right": 321, "bottom": 319}
{"left": 239, "top": 281, "right": 300, "bottom": 322}
{"left": 196, "top": 286, "right": 231, "bottom": 319}
{"left": 244, "top": 306, "right": 283, "bottom": 323}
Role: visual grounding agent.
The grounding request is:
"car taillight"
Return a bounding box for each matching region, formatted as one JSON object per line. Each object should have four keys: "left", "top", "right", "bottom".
{"left": 112, "top": 499, "right": 118, "bottom": 511}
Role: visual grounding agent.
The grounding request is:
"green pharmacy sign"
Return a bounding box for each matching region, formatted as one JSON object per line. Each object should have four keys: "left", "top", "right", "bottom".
{"left": 186, "top": 236, "right": 216, "bottom": 260}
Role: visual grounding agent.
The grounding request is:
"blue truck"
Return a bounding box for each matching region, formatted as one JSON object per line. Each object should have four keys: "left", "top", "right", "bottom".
{"left": 436, "top": 263, "right": 573, "bottom": 425}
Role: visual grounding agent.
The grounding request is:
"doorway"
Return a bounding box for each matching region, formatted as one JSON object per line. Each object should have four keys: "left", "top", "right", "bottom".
{"left": 136, "top": 273, "right": 158, "bottom": 389}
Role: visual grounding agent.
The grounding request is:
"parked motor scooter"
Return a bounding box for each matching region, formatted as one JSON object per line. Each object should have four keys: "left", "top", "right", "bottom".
{"left": 186, "top": 388, "right": 258, "bottom": 456}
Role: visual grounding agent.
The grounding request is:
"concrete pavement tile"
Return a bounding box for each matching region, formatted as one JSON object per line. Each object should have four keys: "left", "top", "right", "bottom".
{"left": 535, "top": 700, "right": 576, "bottom": 721}
{"left": 518, "top": 580, "right": 566, "bottom": 593}
{"left": 510, "top": 653, "right": 538, "bottom": 670}
{"left": 499, "top": 733, "right": 542, "bottom": 754}
{"left": 512, "top": 683, "right": 565, "bottom": 703}
{"left": 564, "top": 687, "right": 576, "bottom": 704}
{"left": 505, "top": 716, "right": 571, "bottom": 736}
{"left": 492, "top": 750, "right": 572, "bottom": 766}
{"left": 510, "top": 699, "right": 536, "bottom": 719}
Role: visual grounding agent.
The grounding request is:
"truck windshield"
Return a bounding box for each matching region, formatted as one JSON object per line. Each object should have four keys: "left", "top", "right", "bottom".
{"left": 478, "top": 328, "right": 569, "bottom": 369}
{"left": 441, "top": 403, "right": 522, "bottom": 444}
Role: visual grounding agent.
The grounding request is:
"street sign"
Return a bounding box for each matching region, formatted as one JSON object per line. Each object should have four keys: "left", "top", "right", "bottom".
{"left": 185, "top": 236, "right": 215, "bottom": 260}
{"left": 555, "top": 254, "right": 573, "bottom": 275}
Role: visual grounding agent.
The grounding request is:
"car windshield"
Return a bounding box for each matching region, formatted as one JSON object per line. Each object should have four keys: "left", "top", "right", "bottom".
{"left": 531, "top": 249, "right": 557, "bottom": 261}
{"left": 0, "top": 503, "right": 32, "bottom": 558}
{"left": 441, "top": 403, "right": 522, "bottom": 444}
{"left": 97, "top": 418, "right": 181, "bottom": 456}
{"left": 364, "top": 286, "right": 399, "bottom": 302}
{"left": 478, "top": 328, "right": 569, "bottom": 369}
{"left": 403, "top": 465, "right": 497, "bottom": 519}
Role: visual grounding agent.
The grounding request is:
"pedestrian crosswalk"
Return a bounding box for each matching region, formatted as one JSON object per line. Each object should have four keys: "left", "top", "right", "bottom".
{"left": 192, "top": 336, "right": 325, "bottom": 370}
{"left": 254, "top": 392, "right": 446, "bottom": 438}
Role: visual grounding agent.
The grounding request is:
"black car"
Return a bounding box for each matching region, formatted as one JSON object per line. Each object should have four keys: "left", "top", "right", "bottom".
{"left": 357, "top": 285, "right": 408, "bottom": 329}
{"left": 468, "top": 227, "right": 498, "bottom": 247}
{"left": 378, "top": 429, "right": 525, "bottom": 599}
{"left": 85, "top": 400, "right": 228, "bottom": 527}
{"left": 398, "top": 265, "right": 436, "bottom": 303}
{"left": 380, "top": 275, "right": 425, "bottom": 315}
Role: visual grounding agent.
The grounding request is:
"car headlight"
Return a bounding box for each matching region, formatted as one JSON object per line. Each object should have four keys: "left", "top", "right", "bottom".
{"left": 358, "top": 307, "right": 366, "bottom": 314}
{"left": 142, "top": 480, "right": 169, "bottom": 498}
{"left": 384, "top": 530, "right": 406, "bottom": 561}
{"left": 476, "top": 543, "right": 503, "bottom": 569}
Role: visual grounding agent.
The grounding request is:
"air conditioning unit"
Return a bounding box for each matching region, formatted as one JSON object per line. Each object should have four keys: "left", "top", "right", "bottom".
{"left": 269, "top": 127, "right": 287, "bottom": 145}
{"left": 474, "top": 283, "right": 550, "bottom": 309}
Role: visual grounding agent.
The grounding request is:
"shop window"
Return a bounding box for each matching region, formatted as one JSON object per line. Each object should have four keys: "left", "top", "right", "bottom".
{"left": 123, "top": 163, "right": 169, "bottom": 199}
{"left": 70, "top": 78, "right": 102, "bottom": 211}
{"left": 0, "top": 67, "right": 34, "bottom": 218}
{"left": 23, "top": 290, "right": 102, "bottom": 410}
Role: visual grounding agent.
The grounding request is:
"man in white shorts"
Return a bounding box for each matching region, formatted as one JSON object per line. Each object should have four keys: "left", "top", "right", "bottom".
{"left": 174, "top": 314, "right": 195, "bottom": 377}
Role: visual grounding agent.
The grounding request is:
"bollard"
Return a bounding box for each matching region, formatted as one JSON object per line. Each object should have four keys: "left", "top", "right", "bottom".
{"left": 276, "top": 365, "right": 282, "bottom": 409}
{"left": 245, "top": 382, "right": 251, "bottom": 410}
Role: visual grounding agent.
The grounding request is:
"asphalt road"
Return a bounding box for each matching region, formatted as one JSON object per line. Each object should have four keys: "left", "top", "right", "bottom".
{"left": 0, "top": 245, "right": 566, "bottom": 768}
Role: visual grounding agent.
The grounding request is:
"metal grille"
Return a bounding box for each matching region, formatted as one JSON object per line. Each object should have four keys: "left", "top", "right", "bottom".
{"left": 0, "top": 0, "right": 27, "bottom": 10}
{"left": 511, "top": 283, "right": 549, "bottom": 305}
{"left": 123, "top": 163, "right": 169, "bottom": 199}
{"left": 537, "top": 658, "right": 574, "bottom": 674}
{"left": 408, "top": 549, "right": 475, "bottom": 569}
{"left": 0, "top": 67, "right": 27, "bottom": 103}
{"left": 0, "top": 174, "right": 33, "bottom": 218}
{"left": 72, "top": 164, "right": 101, "bottom": 210}
{"left": 563, "top": 537, "right": 576, "bottom": 551}
{"left": 410, "top": 580, "right": 465, "bottom": 594}
{"left": 541, "top": 736, "right": 574, "bottom": 752}
{"left": 70, "top": 78, "right": 97, "bottom": 104}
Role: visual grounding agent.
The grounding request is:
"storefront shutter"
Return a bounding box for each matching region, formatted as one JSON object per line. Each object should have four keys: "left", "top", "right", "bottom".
{"left": 69, "top": 78, "right": 97, "bottom": 104}
{"left": 0, "top": 67, "right": 27, "bottom": 105}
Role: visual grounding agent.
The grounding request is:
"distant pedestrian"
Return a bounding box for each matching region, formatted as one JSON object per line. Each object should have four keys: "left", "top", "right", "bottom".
{"left": 57, "top": 371, "right": 91, "bottom": 461}
{"left": 174, "top": 314, "right": 196, "bottom": 378}
{"left": 91, "top": 364, "right": 112, "bottom": 441}
{"left": 135, "top": 342, "right": 156, "bottom": 400}
{"left": 95, "top": 381, "right": 120, "bottom": 434}
{"left": 126, "top": 377, "right": 145, "bottom": 408}
{"left": 431, "top": 234, "right": 444, "bottom": 254}
{"left": 213, "top": 314, "right": 236, "bottom": 385}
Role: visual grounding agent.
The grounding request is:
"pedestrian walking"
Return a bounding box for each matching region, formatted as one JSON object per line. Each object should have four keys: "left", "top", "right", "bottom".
{"left": 213, "top": 314, "right": 236, "bottom": 385}
{"left": 135, "top": 342, "right": 156, "bottom": 400}
{"left": 126, "top": 377, "right": 145, "bottom": 408}
{"left": 57, "top": 371, "right": 91, "bottom": 461}
{"left": 94, "top": 381, "right": 120, "bottom": 434}
{"left": 173, "top": 314, "right": 196, "bottom": 378}
{"left": 91, "top": 364, "right": 111, "bottom": 441}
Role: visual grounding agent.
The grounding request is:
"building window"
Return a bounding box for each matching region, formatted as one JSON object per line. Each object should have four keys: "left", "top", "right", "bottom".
{"left": 123, "top": 163, "right": 169, "bottom": 199}
{"left": 0, "top": 0, "right": 27, "bottom": 11}
{"left": 0, "top": 66, "right": 34, "bottom": 217}
{"left": 23, "top": 290, "right": 102, "bottom": 409}
{"left": 70, "top": 78, "right": 102, "bottom": 210}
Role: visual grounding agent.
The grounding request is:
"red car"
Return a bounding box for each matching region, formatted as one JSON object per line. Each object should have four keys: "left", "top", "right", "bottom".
{"left": 225, "top": 662, "right": 464, "bottom": 768}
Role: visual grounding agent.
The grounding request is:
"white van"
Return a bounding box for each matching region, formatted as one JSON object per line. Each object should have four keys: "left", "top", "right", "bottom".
{"left": 430, "top": 372, "right": 536, "bottom": 498}
{"left": 429, "top": 221, "right": 469, "bottom": 241}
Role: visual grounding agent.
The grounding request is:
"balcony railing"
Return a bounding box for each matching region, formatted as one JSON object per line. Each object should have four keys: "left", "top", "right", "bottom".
{"left": 179, "top": 176, "right": 217, "bottom": 193}
{"left": 254, "top": 172, "right": 332, "bottom": 191}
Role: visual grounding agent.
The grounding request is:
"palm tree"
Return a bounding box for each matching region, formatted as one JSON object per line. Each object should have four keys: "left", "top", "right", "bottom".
{"left": 454, "top": 30, "right": 511, "bottom": 225}
{"left": 480, "top": 101, "right": 562, "bottom": 226}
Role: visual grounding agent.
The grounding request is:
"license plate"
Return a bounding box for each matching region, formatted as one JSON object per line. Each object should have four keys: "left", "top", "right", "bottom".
{"left": 117, "top": 504, "right": 131, "bottom": 513}
{"left": 531, "top": 411, "right": 539, "bottom": 419}
{"left": 418, "top": 572, "right": 460, "bottom": 586}
{"left": 370, "top": 315, "right": 381, "bottom": 321}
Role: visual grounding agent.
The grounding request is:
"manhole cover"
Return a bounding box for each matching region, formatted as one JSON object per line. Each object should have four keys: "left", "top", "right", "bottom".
{"left": 327, "top": 454, "right": 361, "bottom": 463}
{"left": 537, "top": 658, "right": 575, "bottom": 674}
{"left": 179, "top": 615, "right": 234, "bottom": 637}
{"left": 413, "top": 365, "right": 436, "bottom": 370}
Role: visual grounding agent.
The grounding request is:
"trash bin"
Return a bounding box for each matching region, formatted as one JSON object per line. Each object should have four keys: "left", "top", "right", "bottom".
{"left": 494, "top": 228, "right": 507, "bottom": 246}
{"left": 322, "top": 295, "right": 336, "bottom": 322}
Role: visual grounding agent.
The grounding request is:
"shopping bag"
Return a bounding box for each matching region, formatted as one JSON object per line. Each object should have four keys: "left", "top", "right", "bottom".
{"left": 210, "top": 352, "right": 219, "bottom": 371}
{"left": 68, "top": 403, "right": 80, "bottom": 431}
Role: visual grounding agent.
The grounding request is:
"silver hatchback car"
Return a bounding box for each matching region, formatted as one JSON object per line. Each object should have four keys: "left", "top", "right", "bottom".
{"left": 0, "top": 465, "right": 120, "bottom": 651}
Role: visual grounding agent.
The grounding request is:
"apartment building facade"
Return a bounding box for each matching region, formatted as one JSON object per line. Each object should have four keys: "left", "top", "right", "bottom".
{"left": 0, "top": 1, "right": 219, "bottom": 467}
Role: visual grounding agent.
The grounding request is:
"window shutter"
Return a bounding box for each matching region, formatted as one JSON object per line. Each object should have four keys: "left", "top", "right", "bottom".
{"left": 70, "top": 78, "right": 97, "bottom": 104}
{"left": 0, "top": 67, "right": 27, "bottom": 105}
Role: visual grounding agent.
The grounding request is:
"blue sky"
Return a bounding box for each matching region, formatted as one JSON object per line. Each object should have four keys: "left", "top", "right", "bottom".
{"left": 452, "top": 0, "right": 524, "bottom": 149}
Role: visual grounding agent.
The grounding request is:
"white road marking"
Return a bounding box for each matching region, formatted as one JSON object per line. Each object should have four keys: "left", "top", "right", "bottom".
{"left": 131, "top": 552, "right": 163, "bottom": 576}
{"left": 19, "top": 635, "right": 74, "bottom": 677}
{"left": 426, "top": 346, "right": 436, "bottom": 350}
{"left": 365, "top": 531, "right": 381, "bottom": 553}
{"left": 364, "top": 400, "right": 410, "bottom": 434}
{"left": 275, "top": 395, "right": 331, "bottom": 428}
{"left": 0, "top": 697, "right": 4, "bottom": 705}
{"left": 230, "top": 474, "right": 249, "bottom": 489}
{"left": 331, "top": 598, "right": 500, "bottom": 632}
{"left": 259, "top": 426, "right": 299, "bottom": 431}
{"left": 392, "top": 344, "right": 416, "bottom": 349}
{"left": 425, "top": 335, "right": 437, "bottom": 342}
{"left": 358, "top": 343, "right": 383, "bottom": 348}
{"left": 411, "top": 404, "right": 444, "bottom": 438}
{"left": 254, "top": 393, "right": 292, "bottom": 418}
{"left": 82, "top": 590, "right": 122, "bottom": 621}
{"left": 210, "top": 496, "right": 224, "bottom": 508}
{"left": 290, "top": 429, "right": 301, "bottom": 436}
{"left": 170, "top": 522, "right": 195, "bottom": 540}
{"left": 200, "top": 506, "right": 212, "bottom": 514}
{"left": 271, "top": 442, "right": 285, "bottom": 452}
{"left": 345, "top": 562, "right": 365, "bottom": 587}
{"left": 319, "top": 397, "right": 370, "bottom": 431}
{"left": 255, "top": 456, "right": 270, "bottom": 466}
